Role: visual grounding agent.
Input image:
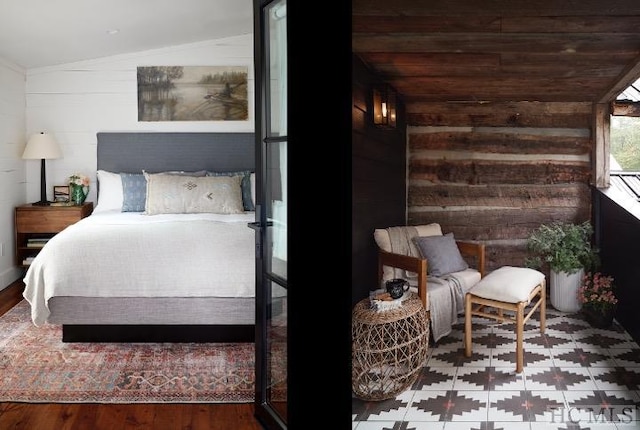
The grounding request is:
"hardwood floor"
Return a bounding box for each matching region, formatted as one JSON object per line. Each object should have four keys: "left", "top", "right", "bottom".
{"left": 0, "top": 279, "right": 266, "bottom": 430}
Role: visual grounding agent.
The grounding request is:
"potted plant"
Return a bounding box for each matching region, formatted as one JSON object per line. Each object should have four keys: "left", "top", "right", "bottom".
{"left": 525, "top": 221, "right": 598, "bottom": 312}
{"left": 577, "top": 271, "right": 617, "bottom": 328}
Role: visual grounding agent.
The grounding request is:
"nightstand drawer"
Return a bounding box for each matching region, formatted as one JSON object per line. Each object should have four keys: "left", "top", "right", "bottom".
{"left": 16, "top": 209, "right": 85, "bottom": 233}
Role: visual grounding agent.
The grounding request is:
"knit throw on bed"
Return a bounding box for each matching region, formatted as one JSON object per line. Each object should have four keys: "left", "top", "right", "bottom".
{"left": 0, "top": 301, "right": 286, "bottom": 403}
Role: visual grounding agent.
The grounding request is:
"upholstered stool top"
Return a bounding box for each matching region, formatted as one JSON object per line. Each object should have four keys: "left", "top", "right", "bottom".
{"left": 468, "top": 266, "right": 545, "bottom": 303}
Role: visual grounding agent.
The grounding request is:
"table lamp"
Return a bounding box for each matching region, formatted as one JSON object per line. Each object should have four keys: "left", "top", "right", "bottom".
{"left": 22, "top": 132, "right": 63, "bottom": 206}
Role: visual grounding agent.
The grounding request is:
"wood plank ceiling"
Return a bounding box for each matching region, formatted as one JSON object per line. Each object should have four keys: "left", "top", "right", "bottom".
{"left": 352, "top": 0, "right": 640, "bottom": 107}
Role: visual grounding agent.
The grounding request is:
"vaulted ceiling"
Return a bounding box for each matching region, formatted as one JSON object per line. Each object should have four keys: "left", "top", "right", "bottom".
{"left": 0, "top": 0, "right": 251, "bottom": 69}
{"left": 352, "top": 0, "right": 640, "bottom": 105}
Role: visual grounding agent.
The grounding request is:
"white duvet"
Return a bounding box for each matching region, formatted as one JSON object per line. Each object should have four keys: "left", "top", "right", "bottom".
{"left": 23, "top": 210, "right": 256, "bottom": 326}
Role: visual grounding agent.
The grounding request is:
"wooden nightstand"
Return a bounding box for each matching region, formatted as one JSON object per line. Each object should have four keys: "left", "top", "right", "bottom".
{"left": 15, "top": 202, "right": 93, "bottom": 268}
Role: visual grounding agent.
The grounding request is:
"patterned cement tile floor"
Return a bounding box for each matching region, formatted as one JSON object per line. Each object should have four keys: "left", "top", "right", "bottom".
{"left": 352, "top": 305, "right": 640, "bottom": 430}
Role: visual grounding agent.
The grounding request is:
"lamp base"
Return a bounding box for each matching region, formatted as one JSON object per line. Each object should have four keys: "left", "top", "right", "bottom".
{"left": 31, "top": 200, "right": 52, "bottom": 206}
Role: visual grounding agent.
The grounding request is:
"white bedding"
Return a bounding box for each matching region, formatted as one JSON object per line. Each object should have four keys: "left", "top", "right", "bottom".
{"left": 23, "top": 210, "right": 256, "bottom": 326}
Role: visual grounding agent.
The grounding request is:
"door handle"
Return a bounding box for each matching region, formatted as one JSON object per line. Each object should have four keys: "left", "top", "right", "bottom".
{"left": 247, "top": 221, "right": 262, "bottom": 231}
{"left": 247, "top": 221, "right": 273, "bottom": 231}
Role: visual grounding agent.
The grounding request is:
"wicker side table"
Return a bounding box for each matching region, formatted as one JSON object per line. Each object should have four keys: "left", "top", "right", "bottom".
{"left": 351, "top": 293, "right": 430, "bottom": 401}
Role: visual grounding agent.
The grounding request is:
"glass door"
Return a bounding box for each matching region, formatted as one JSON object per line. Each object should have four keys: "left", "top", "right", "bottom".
{"left": 252, "top": 0, "right": 287, "bottom": 428}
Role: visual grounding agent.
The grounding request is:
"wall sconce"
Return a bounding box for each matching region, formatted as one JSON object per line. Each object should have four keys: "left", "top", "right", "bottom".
{"left": 372, "top": 83, "right": 397, "bottom": 128}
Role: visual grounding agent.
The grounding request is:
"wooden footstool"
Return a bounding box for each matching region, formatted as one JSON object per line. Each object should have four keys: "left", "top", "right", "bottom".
{"left": 464, "top": 266, "right": 546, "bottom": 373}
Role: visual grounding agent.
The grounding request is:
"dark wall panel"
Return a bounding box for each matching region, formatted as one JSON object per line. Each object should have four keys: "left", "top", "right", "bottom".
{"left": 352, "top": 54, "right": 407, "bottom": 307}
{"left": 595, "top": 190, "right": 640, "bottom": 344}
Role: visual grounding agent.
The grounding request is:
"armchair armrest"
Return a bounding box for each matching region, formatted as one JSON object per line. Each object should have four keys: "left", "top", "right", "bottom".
{"left": 456, "top": 241, "right": 486, "bottom": 278}
{"left": 378, "top": 240, "right": 485, "bottom": 310}
{"left": 378, "top": 250, "right": 428, "bottom": 309}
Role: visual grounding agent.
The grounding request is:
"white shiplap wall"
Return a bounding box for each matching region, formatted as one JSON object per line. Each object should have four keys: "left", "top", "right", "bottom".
{"left": 24, "top": 33, "right": 254, "bottom": 205}
{"left": 0, "top": 33, "right": 254, "bottom": 289}
{"left": 0, "top": 57, "right": 25, "bottom": 290}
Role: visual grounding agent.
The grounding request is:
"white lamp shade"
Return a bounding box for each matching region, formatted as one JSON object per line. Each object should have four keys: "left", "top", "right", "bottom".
{"left": 22, "top": 132, "right": 62, "bottom": 160}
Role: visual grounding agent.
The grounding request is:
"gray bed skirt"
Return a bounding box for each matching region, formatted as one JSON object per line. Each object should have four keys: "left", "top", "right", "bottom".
{"left": 47, "top": 296, "right": 270, "bottom": 342}
{"left": 47, "top": 296, "right": 256, "bottom": 325}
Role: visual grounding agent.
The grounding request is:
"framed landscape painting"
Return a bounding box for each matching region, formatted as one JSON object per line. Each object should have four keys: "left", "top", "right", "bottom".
{"left": 137, "top": 66, "right": 248, "bottom": 122}
{"left": 53, "top": 185, "right": 70, "bottom": 203}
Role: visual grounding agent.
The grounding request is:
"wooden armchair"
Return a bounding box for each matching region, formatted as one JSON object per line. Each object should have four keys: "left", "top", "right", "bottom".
{"left": 376, "top": 230, "right": 485, "bottom": 310}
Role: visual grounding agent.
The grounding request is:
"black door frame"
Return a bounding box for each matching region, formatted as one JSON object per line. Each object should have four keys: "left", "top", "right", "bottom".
{"left": 253, "top": 0, "right": 287, "bottom": 428}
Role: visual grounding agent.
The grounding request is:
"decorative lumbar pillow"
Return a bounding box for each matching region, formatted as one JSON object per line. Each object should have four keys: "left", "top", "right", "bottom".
{"left": 144, "top": 173, "right": 244, "bottom": 215}
{"left": 413, "top": 232, "right": 469, "bottom": 277}
{"left": 121, "top": 170, "right": 208, "bottom": 212}
{"left": 120, "top": 173, "right": 147, "bottom": 212}
{"left": 94, "top": 170, "right": 123, "bottom": 213}
{"left": 158, "top": 170, "right": 208, "bottom": 177}
{"left": 207, "top": 170, "right": 255, "bottom": 211}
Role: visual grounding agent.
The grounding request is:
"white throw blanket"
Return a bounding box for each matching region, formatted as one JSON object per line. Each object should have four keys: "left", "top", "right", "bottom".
{"left": 23, "top": 211, "right": 256, "bottom": 326}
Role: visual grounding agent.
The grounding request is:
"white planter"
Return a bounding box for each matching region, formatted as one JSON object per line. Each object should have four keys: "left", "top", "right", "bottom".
{"left": 550, "top": 269, "right": 584, "bottom": 312}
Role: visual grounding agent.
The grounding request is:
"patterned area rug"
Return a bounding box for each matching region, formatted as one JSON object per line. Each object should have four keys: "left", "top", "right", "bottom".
{"left": 0, "top": 300, "right": 257, "bottom": 403}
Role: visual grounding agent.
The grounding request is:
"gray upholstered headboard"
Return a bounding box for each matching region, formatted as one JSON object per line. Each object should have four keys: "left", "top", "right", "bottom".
{"left": 97, "top": 132, "right": 255, "bottom": 173}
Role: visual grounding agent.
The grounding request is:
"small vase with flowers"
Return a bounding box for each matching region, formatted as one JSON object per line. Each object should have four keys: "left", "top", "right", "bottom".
{"left": 69, "top": 173, "right": 90, "bottom": 205}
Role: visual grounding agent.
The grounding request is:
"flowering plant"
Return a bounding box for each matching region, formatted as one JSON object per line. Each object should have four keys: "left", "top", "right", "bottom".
{"left": 577, "top": 272, "right": 617, "bottom": 313}
{"left": 69, "top": 173, "right": 90, "bottom": 187}
{"left": 68, "top": 173, "right": 90, "bottom": 205}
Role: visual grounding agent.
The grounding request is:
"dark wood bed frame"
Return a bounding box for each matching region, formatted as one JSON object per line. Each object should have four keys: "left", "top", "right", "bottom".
{"left": 62, "top": 131, "right": 257, "bottom": 343}
{"left": 63, "top": 324, "right": 255, "bottom": 343}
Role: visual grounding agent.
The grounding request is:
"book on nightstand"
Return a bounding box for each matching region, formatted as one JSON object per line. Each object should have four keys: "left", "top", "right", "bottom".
{"left": 26, "top": 238, "right": 50, "bottom": 248}
{"left": 22, "top": 256, "right": 36, "bottom": 265}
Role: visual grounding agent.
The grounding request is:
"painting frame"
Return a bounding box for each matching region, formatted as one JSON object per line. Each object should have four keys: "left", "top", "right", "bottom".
{"left": 53, "top": 185, "right": 70, "bottom": 203}
{"left": 137, "top": 65, "right": 249, "bottom": 122}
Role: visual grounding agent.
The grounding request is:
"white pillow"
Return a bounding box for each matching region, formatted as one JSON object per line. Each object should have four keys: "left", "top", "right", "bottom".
{"left": 144, "top": 172, "right": 245, "bottom": 215}
{"left": 94, "top": 170, "right": 123, "bottom": 213}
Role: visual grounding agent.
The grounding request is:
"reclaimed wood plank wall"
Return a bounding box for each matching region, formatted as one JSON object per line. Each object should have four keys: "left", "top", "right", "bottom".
{"left": 405, "top": 101, "right": 593, "bottom": 271}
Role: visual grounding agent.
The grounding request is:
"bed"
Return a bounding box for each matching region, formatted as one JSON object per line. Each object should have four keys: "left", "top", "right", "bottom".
{"left": 22, "top": 131, "right": 266, "bottom": 343}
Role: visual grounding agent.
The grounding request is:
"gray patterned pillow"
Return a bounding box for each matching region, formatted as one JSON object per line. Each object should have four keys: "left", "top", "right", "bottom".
{"left": 144, "top": 172, "right": 244, "bottom": 215}
{"left": 413, "top": 232, "right": 469, "bottom": 277}
{"left": 207, "top": 170, "right": 254, "bottom": 211}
